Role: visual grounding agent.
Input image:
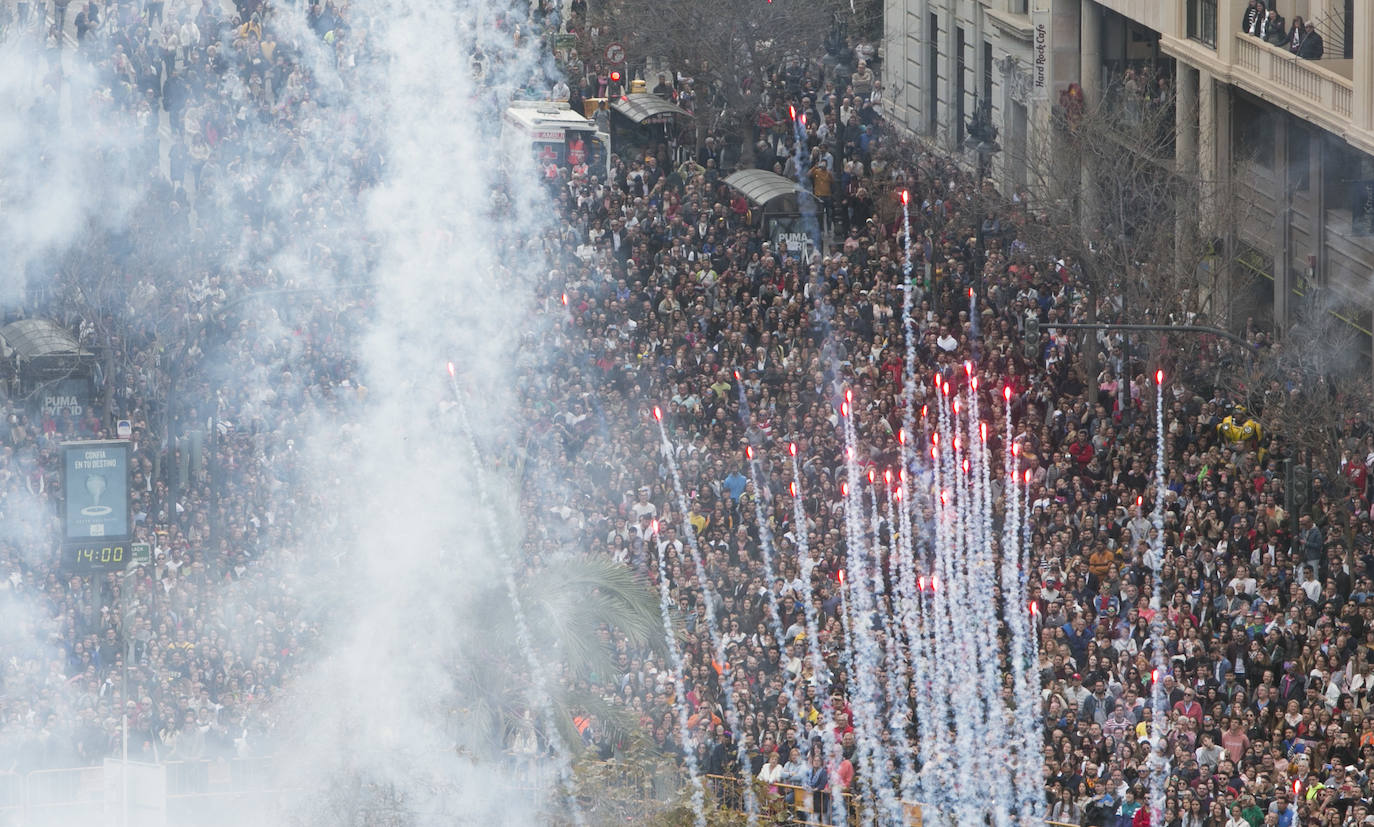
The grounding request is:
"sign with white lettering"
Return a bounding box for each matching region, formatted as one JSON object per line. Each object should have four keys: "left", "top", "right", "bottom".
{"left": 35, "top": 377, "right": 94, "bottom": 420}
{"left": 1031, "top": 0, "right": 1051, "bottom": 102}
{"left": 62, "top": 441, "right": 130, "bottom": 542}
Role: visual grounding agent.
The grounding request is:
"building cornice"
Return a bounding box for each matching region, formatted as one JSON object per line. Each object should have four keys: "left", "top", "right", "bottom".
{"left": 985, "top": 7, "right": 1034, "bottom": 42}
{"left": 1161, "top": 33, "right": 1374, "bottom": 159}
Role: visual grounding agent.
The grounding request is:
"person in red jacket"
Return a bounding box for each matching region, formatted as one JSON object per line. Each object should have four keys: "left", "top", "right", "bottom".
{"left": 1067, "top": 429, "right": 1095, "bottom": 466}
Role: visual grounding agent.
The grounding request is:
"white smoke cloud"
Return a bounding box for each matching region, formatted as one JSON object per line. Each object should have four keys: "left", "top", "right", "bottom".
{"left": 0, "top": 0, "right": 571, "bottom": 817}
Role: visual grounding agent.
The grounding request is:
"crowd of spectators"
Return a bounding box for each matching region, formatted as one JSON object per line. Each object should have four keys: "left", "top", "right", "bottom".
{"left": 0, "top": 0, "right": 361, "bottom": 779}
{"left": 1242, "top": 0, "right": 1326, "bottom": 60}
{"left": 4, "top": 0, "right": 1374, "bottom": 826}
{"left": 536, "top": 12, "right": 1374, "bottom": 827}
{"left": 1, "top": 0, "right": 453, "bottom": 780}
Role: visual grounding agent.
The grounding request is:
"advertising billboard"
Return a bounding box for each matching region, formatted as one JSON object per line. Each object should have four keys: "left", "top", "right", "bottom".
{"left": 62, "top": 441, "right": 130, "bottom": 542}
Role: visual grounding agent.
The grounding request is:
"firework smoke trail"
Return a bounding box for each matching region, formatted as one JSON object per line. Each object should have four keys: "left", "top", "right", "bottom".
{"left": 874, "top": 472, "right": 917, "bottom": 798}
{"left": 741, "top": 431, "right": 802, "bottom": 725}
{"left": 734, "top": 383, "right": 808, "bottom": 729}
{"left": 953, "top": 379, "right": 992, "bottom": 823}
{"left": 446, "top": 364, "right": 585, "bottom": 826}
{"left": 1018, "top": 467, "right": 1045, "bottom": 823}
{"left": 918, "top": 379, "right": 953, "bottom": 813}
{"left": 944, "top": 385, "right": 979, "bottom": 825}
{"left": 893, "top": 190, "right": 929, "bottom": 804}
{"left": 645, "top": 507, "right": 708, "bottom": 827}
{"left": 965, "top": 372, "right": 1013, "bottom": 826}
{"left": 1148, "top": 371, "right": 1170, "bottom": 824}
{"left": 892, "top": 451, "right": 928, "bottom": 804}
{"left": 832, "top": 562, "right": 869, "bottom": 824}
{"left": 938, "top": 379, "right": 984, "bottom": 825}
{"left": 867, "top": 472, "right": 909, "bottom": 786}
{"left": 998, "top": 391, "right": 1019, "bottom": 691}
{"left": 652, "top": 409, "right": 759, "bottom": 824}
{"left": 837, "top": 390, "right": 903, "bottom": 825}
{"left": 1002, "top": 390, "right": 1043, "bottom": 820}
{"left": 786, "top": 444, "right": 847, "bottom": 822}
{"left": 998, "top": 405, "right": 1025, "bottom": 813}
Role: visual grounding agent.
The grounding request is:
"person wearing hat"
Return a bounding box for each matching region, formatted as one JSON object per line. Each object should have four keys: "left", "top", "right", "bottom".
{"left": 1174, "top": 686, "right": 1203, "bottom": 725}
{"left": 1217, "top": 404, "right": 1262, "bottom": 453}
{"left": 1064, "top": 672, "right": 1090, "bottom": 711}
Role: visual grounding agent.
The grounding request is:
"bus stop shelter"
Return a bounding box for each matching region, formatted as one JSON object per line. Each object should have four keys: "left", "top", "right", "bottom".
{"left": 610, "top": 93, "right": 692, "bottom": 160}
{"left": 722, "top": 169, "right": 830, "bottom": 260}
{"left": 0, "top": 319, "right": 96, "bottom": 417}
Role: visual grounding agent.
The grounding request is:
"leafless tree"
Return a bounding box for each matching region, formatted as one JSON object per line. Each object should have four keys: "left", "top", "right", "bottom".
{"left": 593, "top": 0, "right": 861, "bottom": 139}
{"left": 1221, "top": 288, "right": 1371, "bottom": 497}
{"left": 984, "top": 71, "right": 1247, "bottom": 385}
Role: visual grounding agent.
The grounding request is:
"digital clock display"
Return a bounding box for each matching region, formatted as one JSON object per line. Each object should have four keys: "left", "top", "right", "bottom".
{"left": 63, "top": 543, "right": 128, "bottom": 573}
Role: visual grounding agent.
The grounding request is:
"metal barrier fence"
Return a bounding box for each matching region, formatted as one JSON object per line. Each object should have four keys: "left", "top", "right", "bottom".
{"left": 0, "top": 757, "right": 284, "bottom": 825}
{"left": 705, "top": 774, "right": 868, "bottom": 826}
{"left": 701, "top": 772, "right": 1081, "bottom": 827}
{"left": 0, "top": 758, "right": 1085, "bottom": 826}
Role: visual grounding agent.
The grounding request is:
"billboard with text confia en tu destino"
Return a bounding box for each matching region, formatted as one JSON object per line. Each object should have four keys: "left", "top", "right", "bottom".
{"left": 61, "top": 440, "right": 132, "bottom": 573}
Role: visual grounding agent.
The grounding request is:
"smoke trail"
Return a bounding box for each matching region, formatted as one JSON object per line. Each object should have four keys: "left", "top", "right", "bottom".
{"left": 836, "top": 391, "right": 902, "bottom": 825}
{"left": 447, "top": 365, "right": 585, "bottom": 826}
{"left": 872, "top": 473, "right": 917, "bottom": 799}
{"left": 1148, "top": 371, "right": 1170, "bottom": 824}
{"left": 786, "top": 445, "right": 848, "bottom": 824}
{"left": 893, "top": 192, "right": 928, "bottom": 806}
{"left": 734, "top": 383, "right": 808, "bottom": 731}
{"left": 1018, "top": 469, "right": 1045, "bottom": 823}
{"left": 652, "top": 411, "right": 759, "bottom": 824}
{"left": 1002, "top": 391, "right": 1043, "bottom": 821}
{"left": 966, "top": 373, "right": 1012, "bottom": 826}
{"left": 646, "top": 509, "right": 709, "bottom": 827}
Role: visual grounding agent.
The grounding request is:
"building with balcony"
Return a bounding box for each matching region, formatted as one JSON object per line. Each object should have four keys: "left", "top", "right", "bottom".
{"left": 882, "top": 0, "right": 1374, "bottom": 365}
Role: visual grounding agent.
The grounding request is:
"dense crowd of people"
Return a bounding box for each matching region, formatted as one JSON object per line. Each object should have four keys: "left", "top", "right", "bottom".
{"left": 0, "top": 0, "right": 386, "bottom": 780}
{"left": 3, "top": 0, "right": 1374, "bottom": 825}
{"left": 539, "top": 14, "right": 1374, "bottom": 827}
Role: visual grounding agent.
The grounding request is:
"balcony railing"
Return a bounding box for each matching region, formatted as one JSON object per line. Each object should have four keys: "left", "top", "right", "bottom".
{"left": 1232, "top": 32, "right": 1355, "bottom": 122}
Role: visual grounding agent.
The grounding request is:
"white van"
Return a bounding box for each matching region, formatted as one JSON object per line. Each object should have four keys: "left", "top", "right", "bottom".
{"left": 501, "top": 101, "right": 609, "bottom": 178}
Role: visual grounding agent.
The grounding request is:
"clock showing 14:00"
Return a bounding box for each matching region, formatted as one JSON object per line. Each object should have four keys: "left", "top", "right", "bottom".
{"left": 63, "top": 543, "right": 128, "bottom": 573}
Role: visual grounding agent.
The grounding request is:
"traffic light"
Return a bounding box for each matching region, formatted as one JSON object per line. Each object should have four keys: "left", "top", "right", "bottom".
{"left": 1023, "top": 314, "right": 1040, "bottom": 361}
{"left": 609, "top": 70, "right": 621, "bottom": 84}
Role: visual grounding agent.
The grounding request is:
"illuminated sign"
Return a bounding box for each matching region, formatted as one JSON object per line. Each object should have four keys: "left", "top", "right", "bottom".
{"left": 61, "top": 440, "right": 132, "bottom": 574}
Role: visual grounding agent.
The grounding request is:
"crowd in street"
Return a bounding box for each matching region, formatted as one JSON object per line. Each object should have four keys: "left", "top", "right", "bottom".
{"left": 3, "top": 0, "right": 1374, "bottom": 826}
{"left": 539, "top": 14, "right": 1374, "bottom": 827}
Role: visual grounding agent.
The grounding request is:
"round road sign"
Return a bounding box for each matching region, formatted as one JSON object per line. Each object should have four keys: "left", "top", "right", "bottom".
{"left": 605, "top": 42, "right": 625, "bottom": 64}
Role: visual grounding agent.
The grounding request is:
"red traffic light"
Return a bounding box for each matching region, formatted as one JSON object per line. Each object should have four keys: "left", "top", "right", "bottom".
{"left": 610, "top": 71, "right": 622, "bottom": 83}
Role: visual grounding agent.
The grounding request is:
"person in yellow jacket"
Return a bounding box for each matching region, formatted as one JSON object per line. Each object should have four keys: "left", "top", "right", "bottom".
{"left": 1218, "top": 405, "right": 1262, "bottom": 452}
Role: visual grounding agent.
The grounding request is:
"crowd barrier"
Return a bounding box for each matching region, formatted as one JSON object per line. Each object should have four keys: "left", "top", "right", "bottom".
{"left": 0, "top": 758, "right": 1085, "bottom": 826}
{"left": 0, "top": 757, "right": 283, "bottom": 825}
{"left": 701, "top": 771, "right": 1081, "bottom": 827}
{"left": 706, "top": 773, "right": 868, "bottom": 826}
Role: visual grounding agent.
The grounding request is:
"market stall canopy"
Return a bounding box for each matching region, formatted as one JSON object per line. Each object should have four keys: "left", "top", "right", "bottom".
{"left": 722, "top": 169, "right": 821, "bottom": 214}
{"left": 610, "top": 93, "right": 691, "bottom": 125}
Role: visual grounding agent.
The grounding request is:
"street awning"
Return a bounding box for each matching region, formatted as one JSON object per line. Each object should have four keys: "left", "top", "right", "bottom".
{"left": 0, "top": 319, "right": 87, "bottom": 360}
{"left": 722, "top": 169, "right": 819, "bottom": 212}
{"left": 611, "top": 93, "right": 691, "bottom": 125}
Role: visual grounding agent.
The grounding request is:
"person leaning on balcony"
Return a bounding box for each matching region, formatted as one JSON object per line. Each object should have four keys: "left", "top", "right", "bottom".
{"left": 1286, "top": 15, "right": 1306, "bottom": 53}
{"left": 1261, "top": 10, "right": 1286, "bottom": 45}
{"left": 1298, "top": 22, "right": 1324, "bottom": 59}
{"left": 1242, "top": 0, "right": 1264, "bottom": 35}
